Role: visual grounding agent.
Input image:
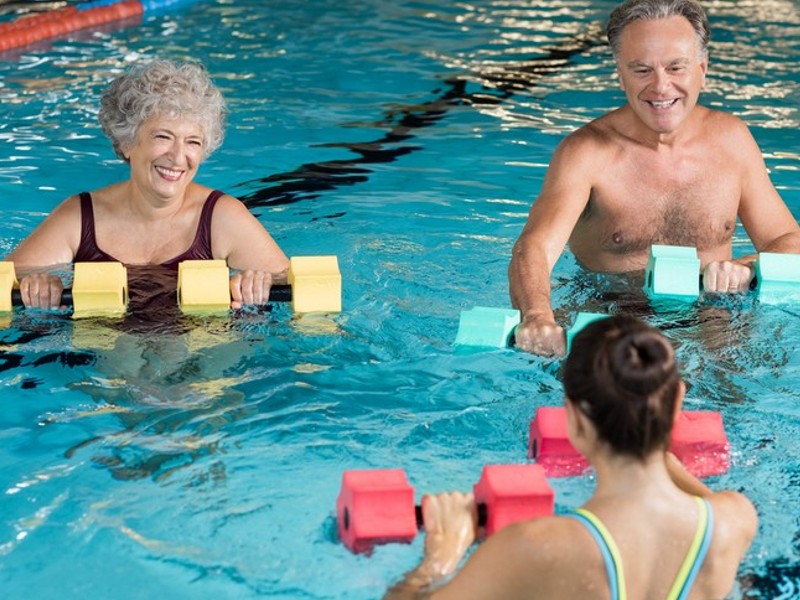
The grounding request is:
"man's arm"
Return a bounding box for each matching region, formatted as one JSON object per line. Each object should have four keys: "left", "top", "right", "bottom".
{"left": 509, "top": 131, "right": 598, "bottom": 356}
{"left": 705, "top": 117, "right": 800, "bottom": 292}
{"left": 736, "top": 119, "right": 800, "bottom": 253}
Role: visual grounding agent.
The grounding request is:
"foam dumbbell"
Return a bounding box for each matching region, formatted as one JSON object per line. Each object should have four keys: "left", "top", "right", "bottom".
{"left": 454, "top": 306, "right": 608, "bottom": 352}
{"left": 336, "top": 464, "right": 554, "bottom": 554}
{"left": 454, "top": 306, "right": 520, "bottom": 348}
{"left": 177, "top": 255, "right": 342, "bottom": 314}
{"left": 564, "top": 312, "right": 608, "bottom": 353}
{"left": 0, "top": 261, "right": 128, "bottom": 318}
{"left": 528, "top": 406, "right": 729, "bottom": 478}
{"left": 644, "top": 244, "right": 701, "bottom": 299}
{"left": 754, "top": 252, "right": 800, "bottom": 304}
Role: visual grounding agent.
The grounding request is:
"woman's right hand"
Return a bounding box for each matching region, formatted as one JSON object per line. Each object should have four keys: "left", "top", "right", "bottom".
{"left": 18, "top": 273, "right": 65, "bottom": 309}
{"left": 419, "top": 491, "right": 479, "bottom": 579}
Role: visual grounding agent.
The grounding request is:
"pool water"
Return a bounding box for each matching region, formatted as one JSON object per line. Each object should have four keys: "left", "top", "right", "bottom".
{"left": 1, "top": 0, "right": 800, "bottom": 598}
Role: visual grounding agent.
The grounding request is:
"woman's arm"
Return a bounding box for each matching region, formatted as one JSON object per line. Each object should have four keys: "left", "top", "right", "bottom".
{"left": 209, "top": 194, "right": 290, "bottom": 308}
{"left": 6, "top": 195, "right": 81, "bottom": 308}
{"left": 384, "top": 492, "right": 478, "bottom": 600}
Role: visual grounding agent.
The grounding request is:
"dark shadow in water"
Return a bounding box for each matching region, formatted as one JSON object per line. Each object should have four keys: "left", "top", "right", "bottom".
{"left": 236, "top": 23, "right": 605, "bottom": 210}
{"left": 740, "top": 559, "right": 800, "bottom": 599}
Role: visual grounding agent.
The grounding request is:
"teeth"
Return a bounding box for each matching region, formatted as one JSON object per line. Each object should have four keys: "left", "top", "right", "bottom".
{"left": 155, "top": 166, "right": 182, "bottom": 179}
{"left": 650, "top": 100, "right": 675, "bottom": 109}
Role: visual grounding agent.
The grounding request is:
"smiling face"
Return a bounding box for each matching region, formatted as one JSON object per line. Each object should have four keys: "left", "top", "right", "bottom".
{"left": 616, "top": 15, "right": 708, "bottom": 137}
{"left": 123, "top": 115, "right": 205, "bottom": 200}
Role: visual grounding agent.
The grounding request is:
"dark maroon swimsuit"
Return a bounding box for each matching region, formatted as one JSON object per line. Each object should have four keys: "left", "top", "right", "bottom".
{"left": 74, "top": 189, "right": 224, "bottom": 268}
{"left": 73, "top": 190, "right": 225, "bottom": 330}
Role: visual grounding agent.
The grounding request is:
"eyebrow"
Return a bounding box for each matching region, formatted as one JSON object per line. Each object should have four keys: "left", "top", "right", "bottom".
{"left": 625, "top": 57, "right": 692, "bottom": 69}
{"left": 150, "top": 128, "right": 203, "bottom": 139}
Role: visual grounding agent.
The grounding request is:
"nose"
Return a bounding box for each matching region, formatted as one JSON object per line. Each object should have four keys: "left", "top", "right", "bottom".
{"left": 165, "top": 140, "right": 188, "bottom": 166}
{"left": 652, "top": 68, "right": 671, "bottom": 93}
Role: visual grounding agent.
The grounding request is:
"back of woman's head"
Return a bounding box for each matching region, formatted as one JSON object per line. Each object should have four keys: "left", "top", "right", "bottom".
{"left": 563, "top": 315, "right": 680, "bottom": 459}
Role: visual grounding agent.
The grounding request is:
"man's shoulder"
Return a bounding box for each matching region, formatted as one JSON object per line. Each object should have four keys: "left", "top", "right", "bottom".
{"left": 555, "top": 112, "right": 624, "bottom": 164}
{"left": 698, "top": 104, "right": 745, "bottom": 124}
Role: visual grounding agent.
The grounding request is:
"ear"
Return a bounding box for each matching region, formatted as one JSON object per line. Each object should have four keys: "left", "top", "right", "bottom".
{"left": 616, "top": 66, "right": 626, "bottom": 92}
{"left": 672, "top": 380, "right": 686, "bottom": 425}
{"left": 565, "top": 397, "right": 581, "bottom": 437}
{"left": 699, "top": 56, "right": 708, "bottom": 89}
{"left": 565, "top": 397, "right": 590, "bottom": 447}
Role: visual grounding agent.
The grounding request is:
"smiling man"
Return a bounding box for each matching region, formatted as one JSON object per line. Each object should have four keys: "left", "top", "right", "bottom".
{"left": 509, "top": 0, "right": 800, "bottom": 356}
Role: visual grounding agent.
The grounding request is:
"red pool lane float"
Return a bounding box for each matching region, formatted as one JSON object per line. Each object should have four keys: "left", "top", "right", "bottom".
{"left": 528, "top": 406, "right": 730, "bottom": 478}
{"left": 0, "top": 1, "right": 145, "bottom": 53}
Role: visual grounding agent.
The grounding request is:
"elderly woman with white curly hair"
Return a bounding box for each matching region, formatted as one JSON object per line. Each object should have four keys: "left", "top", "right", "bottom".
{"left": 7, "top": 59, "right": 288, "bottom": 310}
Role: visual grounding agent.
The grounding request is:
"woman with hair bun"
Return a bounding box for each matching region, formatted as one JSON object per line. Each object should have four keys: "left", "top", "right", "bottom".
{"left": 386, "top": 315, "right": 757, "bottom": 599}
{"left": 7, "top": 59, "right": 288, "bottom": 311}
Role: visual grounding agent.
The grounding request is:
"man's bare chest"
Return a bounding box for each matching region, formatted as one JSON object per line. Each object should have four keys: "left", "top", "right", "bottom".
{"left": 572, "top": 169, "right": 739, "bottom": 259}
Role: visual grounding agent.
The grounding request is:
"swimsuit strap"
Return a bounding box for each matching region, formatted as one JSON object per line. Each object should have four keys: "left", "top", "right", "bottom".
{"left": 665, "top": 497, "right": 714, "bottom": 600}
{"left": 568, "top": 509, "right": 627, "bottom": 600}
{"left": 76, "top": 191, "right": 121, "bottom": 263}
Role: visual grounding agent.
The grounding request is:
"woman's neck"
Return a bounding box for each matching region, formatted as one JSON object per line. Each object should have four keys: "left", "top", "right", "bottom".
{"left": 589, "top": 448, "right": 677, "bottom": 501}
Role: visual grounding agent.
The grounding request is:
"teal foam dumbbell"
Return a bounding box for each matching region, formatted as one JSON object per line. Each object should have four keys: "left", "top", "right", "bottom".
{"left": 454, "top": 307, "right": 608, "bottom": 352}
{"left": 754, "top": 252, "right": 800, "bottom": 304}
{"left": 565, "top": 312, "right": 608, "bottom": 353}
{"left": 644, "top": 244, "right": 701, "bottom": 299}
{"left": 454, "top": 306, "right": 520, "bottom": 348}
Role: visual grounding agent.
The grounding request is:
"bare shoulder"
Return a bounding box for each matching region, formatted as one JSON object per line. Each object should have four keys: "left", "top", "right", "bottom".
{"left": 432, "top": 515, "right": 602, "bottom": 600}
{"left": 209, "top": 192, "right": 262, "bottom": 228}
{"left": 708, "top": 490, "right": 759, "bottom": 542}
{"left": 489, "top": 515, "right": 596, "bottom": 574}
{"left": 558, "top": 114, "right": 619, "bottom": 154}
{"left": 700, "top": 106, "right": 755, "bottom": 144}
{"left": 213, "top": 192, "right": 249, "bottom": 211}
{"left": 551, "top": 112, "right": 626, "bottom": 174}
{"left": 48, "top": 193, "right": 83, "bottom": 219}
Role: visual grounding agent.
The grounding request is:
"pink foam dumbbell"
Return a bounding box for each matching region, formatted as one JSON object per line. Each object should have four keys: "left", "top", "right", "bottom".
{"left": 528, "top": 406, "right": 730, "bottom": 478}
{"left": 336, "top": 464, "right": 554, "bottom": 554}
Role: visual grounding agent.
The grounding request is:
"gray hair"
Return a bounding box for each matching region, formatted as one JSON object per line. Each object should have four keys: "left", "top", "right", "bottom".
{"left": 99, "top": 60, "right": 227, "bottom": 162}
{"left": 606, "top": 0, "right": 710, "bottom": 59}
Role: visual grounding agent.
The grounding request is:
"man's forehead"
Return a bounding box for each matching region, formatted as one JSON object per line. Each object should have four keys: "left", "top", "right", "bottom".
{"left": 616, "top": 16, "right": 702, "bottom": 56}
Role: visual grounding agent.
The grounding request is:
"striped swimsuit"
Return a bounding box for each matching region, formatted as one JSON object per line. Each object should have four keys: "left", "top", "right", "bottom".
{"left": 568, "top": 497, "right": 714, "bottom": 600}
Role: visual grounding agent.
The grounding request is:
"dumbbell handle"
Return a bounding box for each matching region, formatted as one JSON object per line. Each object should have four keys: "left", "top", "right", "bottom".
{"left": 697, "top": 274, "right": 759, "bottom": 291}
{"left": 11, "top": 289, "right": 74, "bottom": 306}
{"left": 10, "top": 285, "right": 293, "bottom": 307}
{"left": 414, "top": 502, "right": 489, "bottom": 529}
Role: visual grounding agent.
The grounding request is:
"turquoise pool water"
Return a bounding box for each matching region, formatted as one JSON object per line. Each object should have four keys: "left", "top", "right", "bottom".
{"left": 1, "top": 0, "right": 799, "bottom": 598}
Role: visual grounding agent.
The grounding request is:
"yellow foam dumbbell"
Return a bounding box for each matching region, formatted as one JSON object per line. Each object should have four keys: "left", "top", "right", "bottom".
{"left": 177, "top": 256, "right": 342, "bottom": 314}
{"left": 0, "top": 261, "right": 128, "bottom": 318}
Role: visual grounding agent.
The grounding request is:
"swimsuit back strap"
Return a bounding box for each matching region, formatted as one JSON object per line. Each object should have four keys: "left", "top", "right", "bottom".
{"left": 569, "top": 509, "right": 627, "bottom": 600}
{"left": 665, "top": 497, "right": 714, "bottom": 600}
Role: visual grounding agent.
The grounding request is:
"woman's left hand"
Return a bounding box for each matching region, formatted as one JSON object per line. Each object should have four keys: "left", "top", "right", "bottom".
{"left": 229, "top": 270, "right": 273, "bottom": 309}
